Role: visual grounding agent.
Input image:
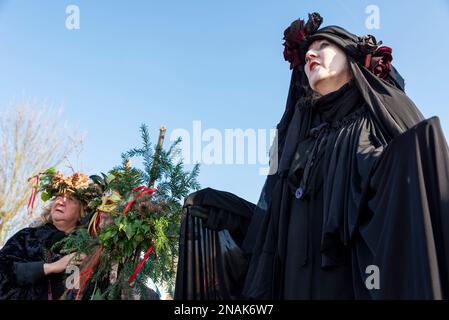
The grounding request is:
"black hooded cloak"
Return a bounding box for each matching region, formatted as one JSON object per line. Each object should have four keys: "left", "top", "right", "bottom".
{"left": 175, "top": 20, "right": 449, "bottom": 300}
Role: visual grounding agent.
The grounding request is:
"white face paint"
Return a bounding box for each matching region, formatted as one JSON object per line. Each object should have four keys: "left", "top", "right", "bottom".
{"left": 304, "top": 39, "right": 352, "bottom": 96}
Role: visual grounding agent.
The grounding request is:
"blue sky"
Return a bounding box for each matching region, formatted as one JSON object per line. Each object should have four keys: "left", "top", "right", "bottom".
{"left": 0, "top": 0, "right": 448, "bottom": 204}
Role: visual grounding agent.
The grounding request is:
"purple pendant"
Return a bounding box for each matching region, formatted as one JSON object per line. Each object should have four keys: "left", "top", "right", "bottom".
{"left": 295, "top": 187, "right": 304, "bottom": 199}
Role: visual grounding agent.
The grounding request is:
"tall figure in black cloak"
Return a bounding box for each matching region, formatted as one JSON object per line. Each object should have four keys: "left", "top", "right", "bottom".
{"left": 175, "top": 13, "right": 449, "bottom": 300}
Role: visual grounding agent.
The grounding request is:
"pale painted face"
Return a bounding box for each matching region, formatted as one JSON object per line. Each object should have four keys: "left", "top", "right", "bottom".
{"left": 304, "top": 39, "right": 352, "bottom": 96}
{"left": 50, "top": 194, "right": 82, "bottom": 232}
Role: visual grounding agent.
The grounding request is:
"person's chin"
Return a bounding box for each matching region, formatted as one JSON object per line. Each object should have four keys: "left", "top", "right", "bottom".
{"left": 310, "top": 78, "right": 324, "bottom": 93}
{"left": 310, "top": 72, "right": 325, "bottom": 87}
{"left": 51, "top": 214, "right": 66, "bottom": 223}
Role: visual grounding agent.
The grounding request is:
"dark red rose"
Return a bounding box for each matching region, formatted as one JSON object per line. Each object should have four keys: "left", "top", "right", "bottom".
{"left": 366, "top": 46, "right": 393, "bottom": 79}
{"left": 283, "top": 45, "right": 302, "bottom": 70}
{"left": 284, "top": 19, "right": 306, "bottom": 44}
{"left": 283, "top": 20, "right": 306, "bottom": 70}
{"left": 282, "top": 12, "right": 324, "bottom": 70}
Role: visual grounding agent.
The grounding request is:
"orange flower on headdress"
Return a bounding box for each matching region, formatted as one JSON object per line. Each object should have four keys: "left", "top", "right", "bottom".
{"left": 71, "top": 172, "right": 90, "bottom": 189}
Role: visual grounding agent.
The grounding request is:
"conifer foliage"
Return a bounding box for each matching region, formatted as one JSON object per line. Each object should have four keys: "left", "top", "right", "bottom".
{"left": 57, "top": 124, "right": 200, "bottom": 299}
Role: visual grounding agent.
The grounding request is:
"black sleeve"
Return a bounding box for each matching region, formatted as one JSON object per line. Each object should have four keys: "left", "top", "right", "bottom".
{"left": 0, "top": 228, "right": 40, "bottom": 299}
{"left": 13, "top": 261, "right": 45, "bottom": 286}
{"left": 354, "top": 117, "right": 449, "bottom": 299}
{"left": 175, "top": 188, "right": 254, "bottom": 300}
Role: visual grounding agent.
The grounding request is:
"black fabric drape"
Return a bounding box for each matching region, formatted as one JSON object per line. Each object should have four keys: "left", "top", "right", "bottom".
{"left": 175, "top": 116, "right": 449, "bottom": 300}
{"left": 243, "top": 82, "right": 384, "bottom": 299}
{"left": 175, "top": 188, "right": 255, "bottom": 300}
{"left": 353, "top": 117, "right": 449, "bottom": 299}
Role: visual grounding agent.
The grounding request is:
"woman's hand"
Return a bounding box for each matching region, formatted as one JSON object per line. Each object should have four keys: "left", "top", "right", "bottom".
{"left": 43, "top": 253, "right": 86, "bottom": 275}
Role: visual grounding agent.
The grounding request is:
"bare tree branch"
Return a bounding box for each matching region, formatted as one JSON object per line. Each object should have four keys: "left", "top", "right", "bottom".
{"left": 0, "top": 100, "right": 83, "bottom": 246}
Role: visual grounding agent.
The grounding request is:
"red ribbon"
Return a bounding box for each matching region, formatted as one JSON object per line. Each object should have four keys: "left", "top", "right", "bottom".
{"left": 128, "top": 243, "right": 155, "bottom": 284}
{"left": 123, "top": 186, "right": 157, "bottom": 215}
{"left": 27, "top": 175, "right": 40, "bottom": 216}
{"left": 76, "top": 268, "right": 93, "bottom": 300}
{"left": 123, "top": 186, "right": 158, "bottom": 284}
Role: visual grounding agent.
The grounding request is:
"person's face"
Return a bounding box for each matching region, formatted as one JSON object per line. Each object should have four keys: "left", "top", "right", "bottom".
{"left": 304, "top": 39, "right": 352, "bottom": 95}
{"left": 50, "top": 194, "right": 82, "bottom": 230}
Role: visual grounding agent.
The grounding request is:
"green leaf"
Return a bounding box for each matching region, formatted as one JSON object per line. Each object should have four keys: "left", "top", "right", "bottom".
{"left": 106, "top": 173, "right": 116, "bottom": 185}
{"left": 46, "top": 167, "right": 56, "bottom": 174}
{"left": 41, "top": 192, "right": 52, "bottom": 201}
{"left": 124, "top": 223, "right": 135, "bottom": 240}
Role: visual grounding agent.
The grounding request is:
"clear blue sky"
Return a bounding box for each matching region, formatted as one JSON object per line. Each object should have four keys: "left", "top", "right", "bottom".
{"left": 0, "top": 0, "right": 448, "bottom": 204}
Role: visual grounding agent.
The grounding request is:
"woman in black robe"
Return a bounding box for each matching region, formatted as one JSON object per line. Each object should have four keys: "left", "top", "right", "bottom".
{"left": 0, "top": 172, "right": 94, "bottom": 300}
{"left": 175, "top": 13, "right": 449, "bottom": 300}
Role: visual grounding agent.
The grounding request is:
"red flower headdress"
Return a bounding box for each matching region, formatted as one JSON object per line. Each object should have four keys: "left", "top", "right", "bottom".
{"left": 283, "top": 12, "right": 323, "bottom": 70}
{"left": 283, "top": 14, "right": 395, "bottom": 83}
